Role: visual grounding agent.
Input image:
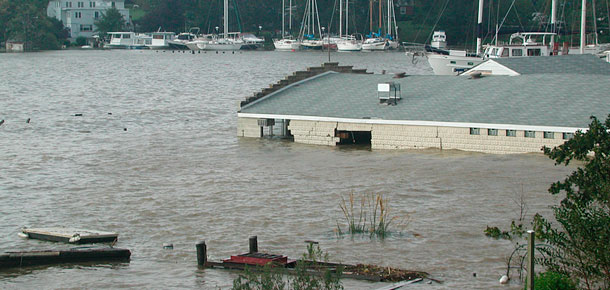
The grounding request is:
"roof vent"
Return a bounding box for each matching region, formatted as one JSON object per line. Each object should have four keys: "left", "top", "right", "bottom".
{"left": 378, "top": 82, "right": 401, "bottom": 105}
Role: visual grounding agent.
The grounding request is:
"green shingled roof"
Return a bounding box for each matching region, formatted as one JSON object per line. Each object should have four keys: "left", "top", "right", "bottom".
{"left": 239, "top": 72, "right": 610, "bottom": 129}
{"left": 492, "top": 54, "right": 610, "bottom": 75}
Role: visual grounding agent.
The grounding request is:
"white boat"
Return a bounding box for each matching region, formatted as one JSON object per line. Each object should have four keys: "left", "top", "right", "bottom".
{"left": 336, "top": 0, "right": 362, "bottom": 51}
{"left": 426, "top": 0, "right": 609, "bottom": 75}
{"left": 429, "top": 32, "right": 557, "bottom": 75}
{"left": 201, "top": 0, "right": 243, "bottom": 51}
{"left": 241, "top": 33, "right": 265, "bottom": 50}
{"left": 362, "top": 0, "right": 399, "bottom": 51}
{"left": 168, "top": 30, "right": 198, "bottom": 50}
{"left": 337, "top": 35, "right": 363, "bottom": 51}
{"left": 274, "top": 0, "right": 301, "bottom": 51}
{"left": 274, "top": 38, "right": 301, "bottom": 51}
{"left": 198, "top": 33, "right": 244, "bottom": 51}
{"left": 298, "top": 0, "right": 323, "bottom": 50}
{"left": 105, "top": 32, "right": 148, "bottom": 49}
{"left": 362, "top": 38, "right": 388, "bottom": 51}
{"left": 146, "top": 32, "right": 175, "bottom": 50}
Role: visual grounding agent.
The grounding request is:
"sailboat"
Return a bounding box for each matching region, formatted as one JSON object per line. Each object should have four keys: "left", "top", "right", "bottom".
{"left": 362, "top": 0, "right": 399, "bottom": 51}
{"left": 336, "top": 0, "right": 363, "bottom": 51}
{"left": 274, "top": 0, "right": 301, "bottom": 51}
{"left": 299, "top": 0, "right": 324, "bottom": 49}
{"left": 363, "top": 0, "right": 388, "bottom": 51}
{"left": 198, "top": 0, "right": 243, "bottom": 51}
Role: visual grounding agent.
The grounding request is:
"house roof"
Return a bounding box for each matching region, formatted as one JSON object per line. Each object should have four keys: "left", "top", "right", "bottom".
{"left": 478, "top": 54, "right": 610, "bottom": 75}
{"left": 239, "top": 71, "right": 610, "bottom": 130}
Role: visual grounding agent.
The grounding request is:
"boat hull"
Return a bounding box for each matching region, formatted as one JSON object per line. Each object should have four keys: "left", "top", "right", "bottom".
{"left": 426, "top": 53, "right": 484, "bottom": 75}
{"left": 274, "top": 39, "right": 301, "bottom": 51}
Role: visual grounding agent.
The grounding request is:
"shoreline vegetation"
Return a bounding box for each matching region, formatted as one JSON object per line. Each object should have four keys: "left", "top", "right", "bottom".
{"left": 3, "top": 0, "right": 608, "bottom": 53}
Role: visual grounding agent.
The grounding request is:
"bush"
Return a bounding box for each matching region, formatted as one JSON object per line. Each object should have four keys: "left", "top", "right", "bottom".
{"left": 533, "top": 271, "right": 577, "bottom": 290}
{"left": 75, "top": 36, "right": 88, "bottom": 46}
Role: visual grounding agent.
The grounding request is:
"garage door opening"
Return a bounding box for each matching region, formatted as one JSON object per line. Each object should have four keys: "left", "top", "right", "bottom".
{"left": 336, "top": 130, "right": 372, "bottom": 146}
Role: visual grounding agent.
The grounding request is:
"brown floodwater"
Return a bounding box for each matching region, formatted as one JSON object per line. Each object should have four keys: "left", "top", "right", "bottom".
{"left": 0, "top": 50, "right": 572, "bottom": 289}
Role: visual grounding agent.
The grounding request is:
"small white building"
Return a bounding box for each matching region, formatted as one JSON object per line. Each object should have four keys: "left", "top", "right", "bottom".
{"left": 47, "top": 0, "right": 130, "bottom": 40}
{"left": 237, "top": 61, "right": 610, "bottom": 155}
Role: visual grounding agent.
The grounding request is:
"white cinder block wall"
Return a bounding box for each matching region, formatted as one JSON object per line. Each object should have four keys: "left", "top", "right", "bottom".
{"left": 237, "top": 118, "right": 568, "bottom": 154}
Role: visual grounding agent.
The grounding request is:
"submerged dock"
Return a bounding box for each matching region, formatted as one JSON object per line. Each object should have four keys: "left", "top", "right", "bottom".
{"left": 0, "top": 247, "right": 131, "bottom": 269}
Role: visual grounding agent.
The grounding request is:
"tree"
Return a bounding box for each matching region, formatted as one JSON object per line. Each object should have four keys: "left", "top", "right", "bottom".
{"left": 95, "top": 7, "right": 126, "bottom": 37}
{"left": 534, "top": 115, "right": 610, "bottom": 290}
{"left": 0, "top": 0, "right": 66, "bottom": 50}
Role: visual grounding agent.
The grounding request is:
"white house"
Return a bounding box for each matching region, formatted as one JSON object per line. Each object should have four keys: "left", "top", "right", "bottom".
{"left": 47, "top": 0, "right": 130, "bottom": 40}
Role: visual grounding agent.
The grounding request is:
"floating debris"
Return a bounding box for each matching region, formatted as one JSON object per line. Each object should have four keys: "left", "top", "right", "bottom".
{"left": 163, "top": 243, "right": 174, "bottom": 250}
{"left": 74, "top": 113, "right": 83, "bottom": 117}
{"left": 21, "top": 228, "right": 119, "bottom": 244}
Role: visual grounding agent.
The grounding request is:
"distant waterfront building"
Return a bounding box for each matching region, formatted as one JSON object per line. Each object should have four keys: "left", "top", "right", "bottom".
{"left": 237, "top": 60, "right": 610, "bottom": 154}
{"left": 46, "top": 0, "right": 130, "bottom": 40}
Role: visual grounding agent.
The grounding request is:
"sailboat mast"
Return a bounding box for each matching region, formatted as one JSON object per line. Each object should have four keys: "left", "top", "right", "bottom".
{"left": 387, "top": 0, "right": 391, "bottom": 36}
{"left": 339, "top": 0, "right": 343, "bottom": 37}
{"left": 346, "top": 0, "right": 349, "bottom": 35}
{"left": 224, "top": 0, "right": 228, "bottom": 36}
{"left": 580, "top": 0, "right": 586, "bottom": 53}
{"left": 282, "top": 0, "right": 285, "bottom": 37}
{"left": 551, "top": 0, "right": 557, "bottom": 47}
{"left": 369, "top": 0, "right": 373, "bottom": 33}
{"left": 379, "top": 0, "right": 382, "bottom": 33}
{"left": 289, "top": 0, "right": 292, "bottom": 32}
{"left": 476, "top": 0, "right": 484, "bottom": 55}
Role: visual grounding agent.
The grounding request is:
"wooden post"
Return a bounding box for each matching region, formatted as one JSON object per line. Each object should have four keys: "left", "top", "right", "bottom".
{"left": 196, "top": 241, "right": 207, "bottom": 267}
{"left": 249, "top": 236, "right": 258, "bottom": 253}
{"left": 527, "top": 230, "right": 535, "bottom": 290}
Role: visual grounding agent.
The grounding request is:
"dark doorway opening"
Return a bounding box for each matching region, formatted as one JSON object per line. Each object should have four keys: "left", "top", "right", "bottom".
{"left": 336, "top": 130, "right": 372, "bottom": 146}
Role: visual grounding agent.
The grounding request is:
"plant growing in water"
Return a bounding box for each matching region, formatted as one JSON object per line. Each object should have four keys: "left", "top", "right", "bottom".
{"left": 337, "top": 192, "right": 407, "bottom": 238}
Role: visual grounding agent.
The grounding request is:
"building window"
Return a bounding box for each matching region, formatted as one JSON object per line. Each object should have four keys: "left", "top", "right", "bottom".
{"left": 525, "top": 131, "right": 536, "bottom": 138}
{"left": 544, "top": 132, "right": 554, "bottom": 139}
{"left": 488, "top": 129, "right": 498, "bottom": 136}
{"left": 74, "top": 12, "right": 82, "bottom": 18}
{"left": 506, "top": 130, "right": 516, "bottom": 137}
{"left": 563, "top": 132, "right": 574, "bottom": 140}
{"left": 66, "top": 1, "right": 72, "bottom": 7}
{"left": 527, "top": 48, "right": 541, "bottom": 56}
{"left": 77, "top": 1, "right": 83, "bottom": 8}
{"left": 512, "top": 49, "right": 523, "bottom": 56}
{"left": 80, "top": 24, "right": 93, "bottom": 31}
{"left": 470, "top": 128, "right": 480, "bottom": 135}
{"left": 94, "top": 11, "right": 99, "bottom": 18}
{"left": 111, "top": 1, "right": 115, "bottom": 7}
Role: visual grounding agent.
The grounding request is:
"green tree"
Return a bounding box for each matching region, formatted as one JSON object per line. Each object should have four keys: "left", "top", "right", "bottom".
{"left": 534, "top": 115, "right": 610, "bottom": 290}
{"left": 95, "top": 7, "right": 126, "bottom": 37}
{"left": 0, "top": 0, "right": 66, "bottom": 50}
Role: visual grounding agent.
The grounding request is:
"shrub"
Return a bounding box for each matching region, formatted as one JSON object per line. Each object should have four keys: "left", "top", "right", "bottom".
{"left": 533, "top": 271, "right": 577, "bottom": 290}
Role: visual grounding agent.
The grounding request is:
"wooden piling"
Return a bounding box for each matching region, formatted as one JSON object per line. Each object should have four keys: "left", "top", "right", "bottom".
{"left": 196, "top": 241, "right": 207, "bottom": 267}
{"left": 249, "top": 236, "right": 258, "bottom": 253}
{"left": 527, "top": 230, "right": 535, "bottom": 290}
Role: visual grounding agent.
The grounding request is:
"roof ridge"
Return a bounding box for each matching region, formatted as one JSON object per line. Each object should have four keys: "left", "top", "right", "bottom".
{"left": 238, "top": 63, "right": 371, "bottom": 109}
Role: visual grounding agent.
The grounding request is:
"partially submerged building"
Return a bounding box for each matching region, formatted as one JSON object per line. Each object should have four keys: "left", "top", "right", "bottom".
{"left": 237, "top": 60, "right": 610, "bottom": 154}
